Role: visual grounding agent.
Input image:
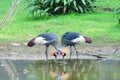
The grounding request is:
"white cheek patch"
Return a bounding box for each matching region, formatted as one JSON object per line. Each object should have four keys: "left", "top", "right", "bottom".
{"left": 72, "top": 35, "right": 85, "bottom": 43}
{"left": 34, "top": 37, "right": 49, "bottom": 44}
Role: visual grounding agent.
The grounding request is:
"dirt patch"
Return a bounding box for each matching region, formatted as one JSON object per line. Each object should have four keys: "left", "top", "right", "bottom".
{"left": 0, "top": 43, "right": 120, "bottom": 60}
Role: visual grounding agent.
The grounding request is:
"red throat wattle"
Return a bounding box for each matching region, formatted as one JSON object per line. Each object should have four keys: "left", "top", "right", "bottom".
{"left": 56, "top": 52, "right": 64, "bottom": 56}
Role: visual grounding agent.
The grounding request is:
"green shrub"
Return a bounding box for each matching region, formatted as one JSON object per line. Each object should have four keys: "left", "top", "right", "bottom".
{"left": 116, "top": 6, "right": 120, "bottom": 24}
{"left": 25, "top": 0, "right": 96, "bottom": 17}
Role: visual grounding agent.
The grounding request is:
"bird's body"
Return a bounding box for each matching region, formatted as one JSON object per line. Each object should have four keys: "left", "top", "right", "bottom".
{"left": 27, "top": 32, "right": 61, "bottom": 60}
{"left": 61, "top": 32, "right": 92, "bottom": 59}
{"left": 62, "top": 32, "right": 86, "bottom": 46}
{"left": 28, "top": 33, "right": 57, "bottom": 46}
{"left": 36, "top": 33, "right": 57, "bottom": 46}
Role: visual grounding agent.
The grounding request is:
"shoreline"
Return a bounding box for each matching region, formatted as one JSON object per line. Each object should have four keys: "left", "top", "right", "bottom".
{"left": 0, "top": 43, "right": 120, "bottom": 60}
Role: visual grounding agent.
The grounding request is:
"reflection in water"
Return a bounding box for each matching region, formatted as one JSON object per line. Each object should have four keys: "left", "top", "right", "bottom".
{"left": 0, "top": 59, "right": 120, "bottom": 80}
{"left": 0, "top": 60, "right": 19, "bottom": 80}
{"left": 49, "top": 70, "right": 69, "bottom": 80}
{"left": 98, "top": 60, "right": 120, "bottom": 80}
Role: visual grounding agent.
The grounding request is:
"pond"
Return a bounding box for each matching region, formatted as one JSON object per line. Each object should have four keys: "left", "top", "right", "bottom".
{"left": 0, "top": 59, "right": 120, "bottom": 80}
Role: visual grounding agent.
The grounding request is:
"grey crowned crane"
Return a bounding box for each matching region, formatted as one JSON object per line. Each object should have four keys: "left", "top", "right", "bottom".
{"left": 61, "top": 32, "right": 92, "bottom": 59}
{"left": 27, "top": 32, "right": 65, "bottom": 60}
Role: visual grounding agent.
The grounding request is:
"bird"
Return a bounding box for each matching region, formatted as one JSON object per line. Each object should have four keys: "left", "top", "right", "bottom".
{"left": 27, "top": 32, "right": 62, "bottom": 60}
{"left": 61, "top": 32, "right": 92, "bottom": 59}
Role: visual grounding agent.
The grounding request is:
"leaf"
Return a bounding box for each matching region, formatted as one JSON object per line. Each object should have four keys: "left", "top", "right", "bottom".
{"left": 44, "top": 7, "right": 51, "bottom": 13}
{"left": 73, "top": 1, "right": 77, "bottom": 7}
{"left": 43, "top": 0, "right": 49, "bottom": 5}
{"left": 54, "top": 6, "right": 62, "bottom": 12}
{"left": 87, "top": 0, "right": 93, "bottom": 6}
{"left": 41, "top": 0, "right": 44, "bottom": 3}
{"left": 67, "top": 0, "right": 72, "bottom": 6}
{"left": 55, "top": 0, "right": 60, "bottom": 3}
{"left": 81, "top": 0, "right": 86, "bottom": 5}
{"left": 50, "top": 0, "right": 54, "bottom": 7}
{"left": 64, "top": 0, "right": 67, "bottom": 6}
{"left": 78, "top": 6, "right": 84, "bottom": 13}
{"left": 74, "top": 6, "right": 79, "bottom": 11}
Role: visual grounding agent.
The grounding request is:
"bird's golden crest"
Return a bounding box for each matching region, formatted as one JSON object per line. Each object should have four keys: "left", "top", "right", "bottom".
{"left": 62, "top": 47, "right": 69, "bottom": 55}
{"left": 61, "top": 73, "right": 69, "bottom": 80}
{"left": 50, "top": 48, "right": 57, "bottom": 55}
{"left": 49, "top": 71, "right": 57, "bottom": 78}
{"left": 49, "top": 71, "right": 69, "bottom": 80}
{"left": 50, "top": 47, "right": 69, "bottom": 55}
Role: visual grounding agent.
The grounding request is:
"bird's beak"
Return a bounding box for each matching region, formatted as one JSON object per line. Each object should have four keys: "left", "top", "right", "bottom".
{"left": 27, "top": 38, "right": 35, "bottom": 47}
{"left": 83, "top": 36, "right": 92, "bottom": 43}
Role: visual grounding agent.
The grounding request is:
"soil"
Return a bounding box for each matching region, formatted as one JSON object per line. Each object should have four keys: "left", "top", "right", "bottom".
{"left": 0, "top": 43, "right": 120, "bottom": 60}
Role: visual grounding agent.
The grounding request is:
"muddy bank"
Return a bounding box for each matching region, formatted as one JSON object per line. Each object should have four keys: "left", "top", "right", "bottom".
{"left": 0, "top": 43, "right": 120, "bottom": 60}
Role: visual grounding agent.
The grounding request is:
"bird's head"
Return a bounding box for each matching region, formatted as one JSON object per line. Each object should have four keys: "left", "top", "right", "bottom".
{"left": 50, "top": 47, "right": 69, "bottom": 58}
{"left": 83, "top": 36, "right": 92, "bottom": 44}
{"left": 27, "top": 38, "right": 35, "bottom": 47}
{"left": 49, "top": 70, "right": 69, "bottom": 80}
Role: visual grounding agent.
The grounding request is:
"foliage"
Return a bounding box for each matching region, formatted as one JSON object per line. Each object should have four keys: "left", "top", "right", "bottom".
{"left": 25, "top": 0, "right": 96, "bottom": 17}
{"left": 116, "top": 4, "right": 120, "bottom": 24}
{"left": 0, "top": 0, "right": 120, "bottom": 45}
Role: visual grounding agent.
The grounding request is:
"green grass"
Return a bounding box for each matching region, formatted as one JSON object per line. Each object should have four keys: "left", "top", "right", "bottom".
{"left": 95, "top": 0, "right": 120, "bottom": 9}
{"left": 0, "top": 0, "right": 120, "bottom": 45}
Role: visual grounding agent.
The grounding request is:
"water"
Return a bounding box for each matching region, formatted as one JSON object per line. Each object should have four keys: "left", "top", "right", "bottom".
{"left": 0, "top": 59, "right": 120, "bottom": 80}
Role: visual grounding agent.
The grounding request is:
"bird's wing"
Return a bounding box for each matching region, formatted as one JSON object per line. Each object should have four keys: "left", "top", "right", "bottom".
{"left": 65, "top": 32, "right": 80, "bottom": 40}
{"left": 38, "top": 33, "right": 57, "bottom": 41}
{"left": 45, "top": 39, "right": 57, "bottom": 45}
{"left": 37, "top": 33, "right": 57, "bottom": 45}
{"left": 62, "top": 38, "right": 74, "bottom": 46}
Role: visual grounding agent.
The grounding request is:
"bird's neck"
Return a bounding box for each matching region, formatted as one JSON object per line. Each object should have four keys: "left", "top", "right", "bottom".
{"left": 53, "top": 44, "right": 61, "bottom": 51}
{"left": 54, "top": 46, "right": 61, "bottom": 51}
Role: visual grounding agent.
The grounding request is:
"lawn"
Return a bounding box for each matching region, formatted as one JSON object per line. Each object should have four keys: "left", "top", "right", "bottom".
{"left": 0, "top": 0, "right": 120, "bottom": 45}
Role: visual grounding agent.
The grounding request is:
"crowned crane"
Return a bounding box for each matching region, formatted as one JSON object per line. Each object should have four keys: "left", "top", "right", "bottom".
{"left": 61, "top": 32, "right": 92, "bottom": 59}
{"left": 27, "top": 32, "right": 64, "bottom": 60}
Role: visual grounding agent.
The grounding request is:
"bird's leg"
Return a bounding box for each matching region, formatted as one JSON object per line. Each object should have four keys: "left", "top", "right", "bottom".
{"left": 69, "top": 46, "right": 72, "bottom": 59}
{"left": 73, "top": 45, "right": 79, "bottom": 60}
{"left": 62, "top": 55, "right": 65, "bottom": 62}
{"left": 53, "top": 54, "right": 57, "bottom": 62}
{"left": 45, "top": 46, "right": 49, "bottom": 61}
{"left": 62, "top": 53, "right": 66, "bottom": 62}
{"left": 54, "top": 54, "right": 57, "bottom": 59}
